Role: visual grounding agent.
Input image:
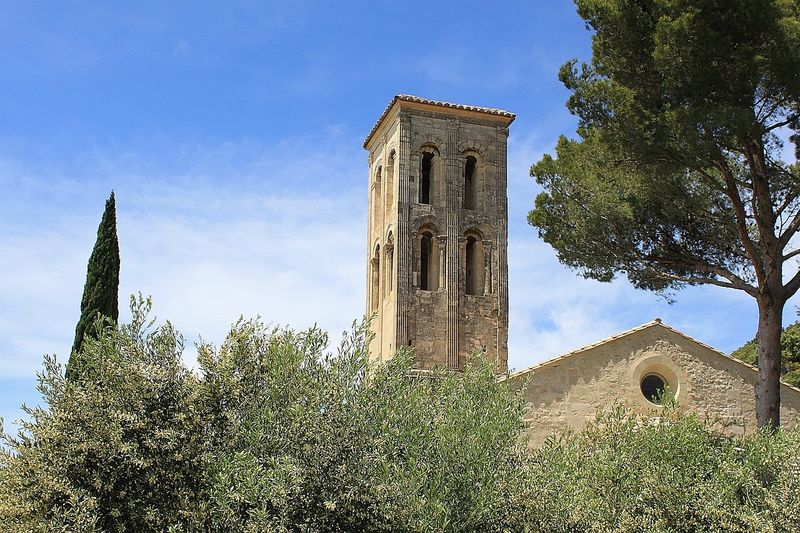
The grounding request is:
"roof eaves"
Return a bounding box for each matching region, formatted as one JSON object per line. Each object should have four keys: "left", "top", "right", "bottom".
{"left": 510, "top": 319, "right": 800, "bottom": 394}
{"left": 363, "top": 94, "right": 516, "bottom": 148}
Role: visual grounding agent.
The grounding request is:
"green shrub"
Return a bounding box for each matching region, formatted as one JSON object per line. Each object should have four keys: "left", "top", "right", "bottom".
{"left": 197, "top": 318, "right": 529, "bottom": 532}
{"left": 731, "top": 322, "right": 800, "bottom": 387}
{"left": 0, "top": 297, "right": 205, "bottom": 532}
{"left": 522, "top": 405, "right": 800, "bottom": 532}
{"left": 3, "top": 302, "right": 799, "bottom": 532}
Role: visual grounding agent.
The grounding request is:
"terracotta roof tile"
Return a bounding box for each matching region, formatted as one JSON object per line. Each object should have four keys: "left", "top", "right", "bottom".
{"left": 363, "top": 95, "right": 515, "bottom": 148}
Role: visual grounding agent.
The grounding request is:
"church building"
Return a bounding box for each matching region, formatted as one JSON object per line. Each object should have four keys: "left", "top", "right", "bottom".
{"left": 364, "top": 95, "right": 800, "bottom": 444}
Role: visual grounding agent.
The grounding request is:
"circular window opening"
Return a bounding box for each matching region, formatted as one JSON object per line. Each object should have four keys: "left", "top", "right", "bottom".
{"left": 640, "top": 373, "right": 667, "bottom": 405}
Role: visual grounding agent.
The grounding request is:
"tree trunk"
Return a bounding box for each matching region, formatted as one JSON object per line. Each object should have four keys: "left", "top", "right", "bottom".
{"left": 755, "top": 294, "right": 783, "bottom": 430}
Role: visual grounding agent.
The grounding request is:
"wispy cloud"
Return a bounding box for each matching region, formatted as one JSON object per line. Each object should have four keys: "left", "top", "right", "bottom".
{"left": 0, "top": 133, "right": 367, "bottom": 382}
{"left": 0, "top": 114, "right": 786, "bottom": 431}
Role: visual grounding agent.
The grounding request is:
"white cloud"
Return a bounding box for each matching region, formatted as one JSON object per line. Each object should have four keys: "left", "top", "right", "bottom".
{"left": 0, "top": 133, "right": 367, "bottom": 381}
{"left": 0, "top": 116, "right": 785, "bottom": 434}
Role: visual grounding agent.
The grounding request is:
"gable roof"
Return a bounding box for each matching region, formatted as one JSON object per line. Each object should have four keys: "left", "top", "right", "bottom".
{"left": 510, "top": 319, "right": 800, "bottom": 393}
{"left": 363, "top": 94, "right": 516, "bottom": 148}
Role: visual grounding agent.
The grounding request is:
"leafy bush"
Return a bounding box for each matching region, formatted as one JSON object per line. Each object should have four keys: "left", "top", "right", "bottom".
{"left": 1, "top": 302, "right": 529, "bottom": 532}
{"left": 0, "top": 297, "right": 205, "bottom": 532}
{"left": 2, "top": 302, "right": 799, "bottom": 531}
{"left": 521, "top": 406, "right": 800, "bottom": 532}
{"left": 197, "top": 318, "right": 529, "bottom": 532}
{"left": 732, "top": 322, "right": 800, "bottom": 387}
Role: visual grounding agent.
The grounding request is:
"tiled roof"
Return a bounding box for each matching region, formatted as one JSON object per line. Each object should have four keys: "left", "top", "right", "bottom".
{"left": 363, "top": 94, "right": 516, "bottom": 148}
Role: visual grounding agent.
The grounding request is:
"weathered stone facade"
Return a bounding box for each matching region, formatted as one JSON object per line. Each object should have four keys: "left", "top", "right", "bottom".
{"left": 364, "top": 95, "right": 514, "bottom": 371}
{"left": 509, "top": 320, "right": 800, "bottom": 446}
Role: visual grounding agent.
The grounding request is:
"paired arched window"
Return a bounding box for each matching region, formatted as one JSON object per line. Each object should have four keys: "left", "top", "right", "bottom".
{"left": 373, "top": 166, "right": 382, "bottom": 227}
{"left": 463, "top": 155, "right": 478, "bottom": 210}
{"left": 418, "top": 228, "right": 439, "bottom": 291}
{"left": 385, "top": 151, "right": 395, "bottom": 213}
{"left": 371, "top": 244, "right": 380, "bottom": 311}
{"left": 419, "top": 150, "right": 436, "bottom": 205}
{"left": 465, "top": 234, "right": 485, "bottom": 296}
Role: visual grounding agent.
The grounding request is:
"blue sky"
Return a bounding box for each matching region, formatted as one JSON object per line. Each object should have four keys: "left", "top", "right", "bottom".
{"left": 0, "top": 1, "right": 792, "bottom": 432}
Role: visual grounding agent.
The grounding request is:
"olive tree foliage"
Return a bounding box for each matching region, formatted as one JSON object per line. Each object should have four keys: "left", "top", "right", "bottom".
{"left": 522, "top": 405, "right": 800, "bottom": 532}
{"left": 530, "top": 0, "right": 800, "bottom": 429}
{"left": 3, "top": 298, "right": 800, "bottom": 531}
{"left": 196, "top": 319, "right": 529, "bottom": 532}
{"left": 1, "top": 300, "right": 530, "bottom": 532}
{"left": 0, "top": 296, "right": 205, "bottom": 532}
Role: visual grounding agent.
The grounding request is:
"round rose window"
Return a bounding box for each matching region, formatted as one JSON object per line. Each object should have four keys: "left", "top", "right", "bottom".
{"left": 640, "top": 373, "right": 667, "bottom": 405}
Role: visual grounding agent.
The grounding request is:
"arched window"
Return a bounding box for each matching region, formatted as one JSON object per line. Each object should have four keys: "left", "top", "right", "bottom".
{"left": 421, "top": 233, "right": 432, "bottom": 289}
{"left": 385, "top": 151, "right": 395, "bottom": 214}
{"left": 419, "top": 230, "right": 439, "bottom": 291}
{"left": 371, "top": 245, "right": 380, "bottom": 311}
{"left": 465, "top": 235, "right": 484, "bottom": 296}
{"left": 373, "top": 166, "right": 382, "bottom": 227}
{"left": 420, "top": 151, "right": 434, "bottom": 205}
{"left": 385, "top": 232, "right": 394, "bottom": 296}
{"left": 464, "top": 155, "right": 478, "bottom": 210}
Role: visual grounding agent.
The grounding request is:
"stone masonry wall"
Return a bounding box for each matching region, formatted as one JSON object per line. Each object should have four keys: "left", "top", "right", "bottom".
{"left": 365, "top": 98, "right": 511, "bottom": 372}
{"left": 510, "top": 324, "right": 800, "bottom": 447}
{"left": 402, "top": 110, "right": 509, "bottom": 370}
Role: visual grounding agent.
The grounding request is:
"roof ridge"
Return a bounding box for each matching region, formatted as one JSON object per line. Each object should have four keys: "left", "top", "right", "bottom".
{"left": 509, "top": 320, "right": 661, "bottom": 378}
{"left": 363, "top": 95, "right": 515, "bottom": 148}
{"left": 510, "top": 320, "right": 800, "bottom": 394}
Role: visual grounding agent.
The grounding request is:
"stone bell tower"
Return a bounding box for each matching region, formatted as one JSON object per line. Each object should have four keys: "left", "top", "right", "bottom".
{"left": 364, "top": 95, "right": 514, "bottom": 371}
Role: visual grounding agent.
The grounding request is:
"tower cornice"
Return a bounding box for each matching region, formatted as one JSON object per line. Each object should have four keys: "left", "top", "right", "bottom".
{"left": 364, "top": 95, "right": 515, "bottom": 149}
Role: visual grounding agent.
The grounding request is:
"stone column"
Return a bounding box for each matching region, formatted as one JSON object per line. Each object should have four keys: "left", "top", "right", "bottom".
{"left": 365, "top": 152, "right": 373, "bottom": 316}
{"left": 410, "top": 230, "right": 418, "bottom": 288}
{"left": 437, "top": 235, "right": 447, "bottom": 291}
{"left": 396, "top": 113, "right": 412, "bottom": 347}
{"left": 446, "top": 120, "right": 460, "bottom": 369}
{"left": 495, "top": 125, "right": 509, "bottom": 370}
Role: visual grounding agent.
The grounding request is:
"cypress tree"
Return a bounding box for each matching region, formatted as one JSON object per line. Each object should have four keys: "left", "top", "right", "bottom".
{"left": 67, "top": 192, "right": 120, "bottom": 379}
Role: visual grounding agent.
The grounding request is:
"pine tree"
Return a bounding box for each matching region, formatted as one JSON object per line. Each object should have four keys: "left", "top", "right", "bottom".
{"left": 67, "top": 192, "right": 120, "bottom": 379}
{"left": 529, "top": 0, "right": 800, "bottom": 429}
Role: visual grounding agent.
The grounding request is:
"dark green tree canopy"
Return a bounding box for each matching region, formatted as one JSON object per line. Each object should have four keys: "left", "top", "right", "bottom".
{"left": 732, "top": 321, "right": 800, "bottom": 387}
{"left": 67, "top": 192, "right": 120, "bottom": 379}
{"left": 532, "top": 0, "right": 800, "bottom": 295}
{"left": 530, "top": 0, "right": 800, "bottom": 429}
